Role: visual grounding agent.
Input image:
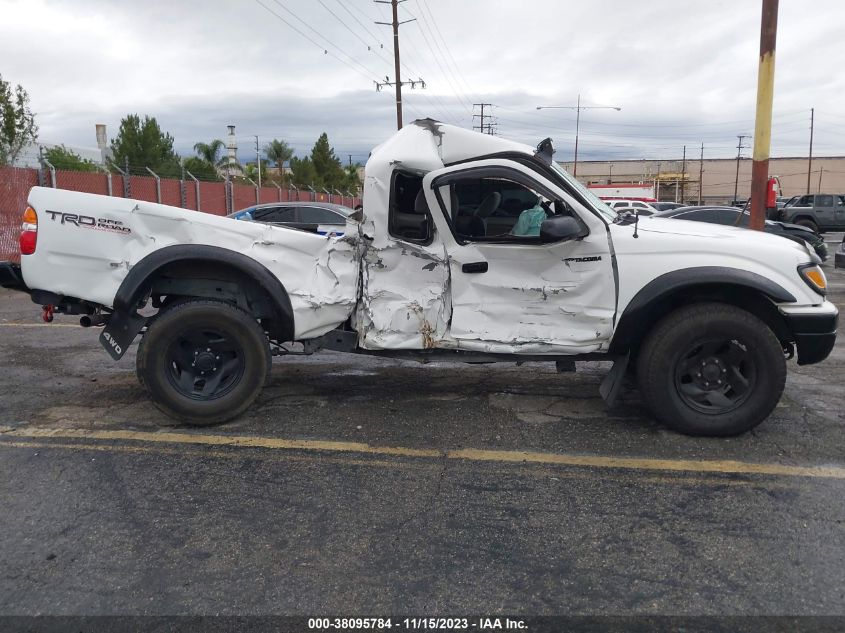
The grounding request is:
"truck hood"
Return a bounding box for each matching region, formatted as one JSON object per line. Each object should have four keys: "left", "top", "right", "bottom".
{"left": 610, "top": 216, "right": 823, "bottom": 309}
{"left": 635, "top": 216, "right": 812, "bottom": 256}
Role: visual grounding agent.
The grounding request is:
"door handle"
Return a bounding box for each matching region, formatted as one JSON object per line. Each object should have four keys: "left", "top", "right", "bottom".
{"left": 462, "top": 261, "right": 488, "bottom": 274}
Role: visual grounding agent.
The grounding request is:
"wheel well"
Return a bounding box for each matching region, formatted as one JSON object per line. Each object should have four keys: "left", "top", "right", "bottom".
{"left": 142, "top": 259, "right": 293, "bottom": 341}
{"left": 610, "top": 283, "right": 792, "bottom": 357}
{"left": 789, "top": 214, "right": 818, "bottom": 225}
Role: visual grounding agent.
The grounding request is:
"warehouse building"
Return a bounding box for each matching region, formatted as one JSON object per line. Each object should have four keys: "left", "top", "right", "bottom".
{"left": 558, "top": 156, "right": 845, "bottom": 204}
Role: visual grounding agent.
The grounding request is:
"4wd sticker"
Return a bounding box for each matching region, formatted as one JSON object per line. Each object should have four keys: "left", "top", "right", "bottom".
{"left": 45, "top": 210, "right": 131, "bottom": 235}
{"left": 102, "top": 331, "right": 123, "bottom": 356}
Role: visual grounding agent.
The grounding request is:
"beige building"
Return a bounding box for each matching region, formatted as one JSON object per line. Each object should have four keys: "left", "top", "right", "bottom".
{"left": 558, "top": 156, "right": 845, "bottom": 204}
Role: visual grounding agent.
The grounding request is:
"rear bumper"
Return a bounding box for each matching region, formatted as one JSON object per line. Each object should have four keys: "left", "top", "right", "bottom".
{"left": 781, "top": 304, "right": 838, "bottom": 365}
{"left": 0, "top": 261, "right": 28, "bottom": 292}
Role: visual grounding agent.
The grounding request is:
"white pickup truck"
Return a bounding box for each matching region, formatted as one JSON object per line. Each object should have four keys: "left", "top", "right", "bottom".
{"left": 0, "top": 121, "right": 838, "bottom": 435}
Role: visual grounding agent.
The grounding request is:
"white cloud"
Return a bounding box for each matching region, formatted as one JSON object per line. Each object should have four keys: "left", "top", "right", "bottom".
{"left": 2, "top": 0, "right": 843, "bottom": 161}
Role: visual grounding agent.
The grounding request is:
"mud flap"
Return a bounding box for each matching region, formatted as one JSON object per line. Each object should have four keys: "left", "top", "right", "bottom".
{"left": 99, "top": 311, "right": 147, "bottom": 360}
{"left": 599, "top": 353, "right": 629, "bottom": 407}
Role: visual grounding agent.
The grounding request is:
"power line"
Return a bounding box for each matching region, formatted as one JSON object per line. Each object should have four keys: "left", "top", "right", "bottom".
{"left": 262, "top": 0, "right": 383, "bottom": 81}
{"left": 335, "top": 0, "right": 384, "bottom": 43}
{"left": 318, "top": 0, "right": 382, "bottom": 52}
{"left": 473, "top": 103, "right": 495, "bottom": 135}
{"left": 252, "top": 0, "right": 377, "bottom": 82}
{"left": 375, "top": 0, "right": 426, "bottom": 130}
{"left": 417, "top": 0, "right": 479, "bottom": 103}
{"left": 400, "top": 2, "right": 472, "bottom": 117}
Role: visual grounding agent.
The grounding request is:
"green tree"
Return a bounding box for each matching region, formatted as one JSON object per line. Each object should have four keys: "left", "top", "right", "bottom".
{"left": 110, "top": 114, "right": 180, "bottom": 177}
{"left": 264, "top": 138, "right": 293, "bottom": 168}
{"left": 182, "top": 156, "right": 218, "bottom": 181}
{"left": 289, "top": 156, "right": 318, "bottom": 188}
{"left": 310, "top": 133, "right": 345, "bottom": 189}
{"left": 0, "top": 74, "right": 38, "bottom": 165}
{"left": 343, "top": 163, "right": 361, "bottom": 192}
{"left": 237, "top": 162, "right": 268, "bottom": 185}
{"left": 193, "top": 139, "right": 226, "bottom": 167}
{"left": 44, "top": 145, "right": 98, "bottom": 172}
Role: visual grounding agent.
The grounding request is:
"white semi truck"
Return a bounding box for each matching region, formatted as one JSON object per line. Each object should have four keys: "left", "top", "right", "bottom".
{"left": 0, "top": 121, "right": 837, "bottom": 435}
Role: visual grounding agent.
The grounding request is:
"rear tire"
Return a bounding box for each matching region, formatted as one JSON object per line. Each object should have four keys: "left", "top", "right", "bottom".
{"left": 636, "top": 303, "right": 786, "bottom": 436}
{"left": 136, "top": 299, "right": 271, "bottom": 426}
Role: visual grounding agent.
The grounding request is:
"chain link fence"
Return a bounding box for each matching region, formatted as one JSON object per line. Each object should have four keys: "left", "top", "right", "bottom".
{"left": 0, "top": 167, "right": 39, "bottom": 263}
{"left": 0, "top": 166, "right": 362, "bottom": 260}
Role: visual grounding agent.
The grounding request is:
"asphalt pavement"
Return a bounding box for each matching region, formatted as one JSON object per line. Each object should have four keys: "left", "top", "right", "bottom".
{"left": 0, "top": 240, "right": 844, "bottom": 620}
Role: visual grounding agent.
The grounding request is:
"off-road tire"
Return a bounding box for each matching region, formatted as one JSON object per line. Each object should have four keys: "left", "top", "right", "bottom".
{"left": 137, "top": 299, "right": 271, "bottom": 426}
{"left": 636, "top": 302, "right": 786, "bottom": 436}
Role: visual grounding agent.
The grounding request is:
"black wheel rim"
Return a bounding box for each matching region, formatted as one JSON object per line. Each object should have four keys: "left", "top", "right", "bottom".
{"left": 673, "top": 338, "right": 757, "bottom": 414}
{"left": 164, "top": 327, "right": 246, "bottom": 401}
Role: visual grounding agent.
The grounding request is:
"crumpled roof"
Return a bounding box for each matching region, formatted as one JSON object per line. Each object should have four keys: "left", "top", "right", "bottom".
{"left": 366, "top": 119, "right": 537, "bottom": 178}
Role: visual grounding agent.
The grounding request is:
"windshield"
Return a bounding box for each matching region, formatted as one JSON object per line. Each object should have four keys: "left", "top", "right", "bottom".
{"left": 548, "top": 162, "right": 618, "bottom": 221}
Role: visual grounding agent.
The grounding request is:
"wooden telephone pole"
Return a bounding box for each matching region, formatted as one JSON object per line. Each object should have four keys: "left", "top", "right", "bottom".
{"left": 375, "top": 0, "right": 424, "bottom": 130}
{"left": 749, "top": 0, "right": 779, "bottom": 230}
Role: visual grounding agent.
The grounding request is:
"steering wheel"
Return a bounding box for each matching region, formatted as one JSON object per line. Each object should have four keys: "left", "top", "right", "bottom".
{"left": 473, "top": 192, "right": 502, "bottom": 219}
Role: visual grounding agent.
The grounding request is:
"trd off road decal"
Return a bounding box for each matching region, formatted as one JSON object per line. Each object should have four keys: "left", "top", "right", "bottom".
{"left": 45, "top": 210, "right": 131, "bottom": 235}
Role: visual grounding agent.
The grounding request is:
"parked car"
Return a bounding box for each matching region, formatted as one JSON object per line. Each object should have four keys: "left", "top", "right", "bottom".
{"left": 651, "top": 205, "right": 828, "bottom": 260}
{"left": 606, "top": 199, "right": 658, "bottom": 215}
{"left": 229, "top": 201, "right": 354, "bottom": 236}
{"left": 650, "top": 202, "right": 686, "bottom": 212}
{"left": 778, "top": 193, "right": 845, "bottom": 233}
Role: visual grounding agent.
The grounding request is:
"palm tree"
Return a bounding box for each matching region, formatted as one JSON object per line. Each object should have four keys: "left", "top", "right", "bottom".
{"left": 193, "top": 139, "right": 226, "bottom": 167}
{"left": 264, "top": 139, "right": 294, "bottom": 168}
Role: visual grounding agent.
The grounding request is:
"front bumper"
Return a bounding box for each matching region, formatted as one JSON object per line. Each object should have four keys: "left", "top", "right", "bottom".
{"left": 781, "top": 303, "right": 838, "bottom": 365}
{"left": 0, "top": 261, "right": 27, "bottom": 292}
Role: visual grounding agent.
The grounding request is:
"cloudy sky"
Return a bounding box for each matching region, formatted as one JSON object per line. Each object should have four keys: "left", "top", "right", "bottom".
{"left": 2, "top": 0, "right": 844, "bottom": 166}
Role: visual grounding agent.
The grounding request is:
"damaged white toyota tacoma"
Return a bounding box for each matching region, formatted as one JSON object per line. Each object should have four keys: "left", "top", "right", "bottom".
{"left": 0, "top": 121, "right": 838, "bottom": 435}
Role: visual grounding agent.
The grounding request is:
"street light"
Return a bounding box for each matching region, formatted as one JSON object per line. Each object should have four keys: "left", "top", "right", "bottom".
{"left": 536, "top": 94, "right": 622, "bottom": 178}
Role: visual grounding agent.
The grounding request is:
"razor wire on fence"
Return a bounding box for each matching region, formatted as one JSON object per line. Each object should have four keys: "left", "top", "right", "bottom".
{"left": 0, "top": 164, "right": 362, "bottom": 261}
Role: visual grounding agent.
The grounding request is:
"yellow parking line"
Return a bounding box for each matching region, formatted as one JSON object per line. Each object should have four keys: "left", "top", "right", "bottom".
{"left": 2, "top": 427, "right": 844, "bottom": 480}
{"left": 0, "top": 323, "right": 82, "bottom": 328}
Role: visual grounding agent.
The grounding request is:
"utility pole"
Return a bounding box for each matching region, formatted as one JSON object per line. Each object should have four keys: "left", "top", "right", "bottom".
{"left": 655, "top": 161, "right": 661, "bottom": 202}
{"left": 698, "top": 142, "right": 704, "bottom": 205}
{"left": 680, "top": 145, "right": 686, "bottom": 203}
{"left": 734, "top": 134, "right": 750, "bottom": 204}
{"left": 536, "top": 96, "right": 622, "bottom": 179}
{"left": 473, "top": 103, "right": 494, "bottom": 134}
{"left": 749, "top": 0, "right": 778, "bottom": 231}
{"left": 375, "top": 0, "right": 424, "bottom": 130}
{"left": 818, "top": 166, "right": 824, "bottom": 192}
{"left": 806, "top": 107, "right": 814, "bottom": 194}
{"left": 255, "top": 135, "right": 261, "bottom": 189}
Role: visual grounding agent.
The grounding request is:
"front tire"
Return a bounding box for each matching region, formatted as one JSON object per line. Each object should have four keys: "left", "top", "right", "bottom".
{"left": 136, "top": 299, "right": 271, "bottom": 426}
{"left": 636, "top": 303, "right": 786, "bottom": 436}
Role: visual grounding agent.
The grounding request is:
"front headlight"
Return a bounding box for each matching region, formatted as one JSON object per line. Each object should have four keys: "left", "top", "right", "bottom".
{"left": 798, "top": 263, "right": 827, "bottom": 296}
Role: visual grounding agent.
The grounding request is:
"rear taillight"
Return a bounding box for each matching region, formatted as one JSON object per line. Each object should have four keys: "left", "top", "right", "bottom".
{"left": 20, "top": 206, "right": 37, "bottom": 255}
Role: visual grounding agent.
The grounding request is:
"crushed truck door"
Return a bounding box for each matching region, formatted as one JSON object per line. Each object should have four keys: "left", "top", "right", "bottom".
{"left": 422, "top": 159, "right": 617, "bottom": 354}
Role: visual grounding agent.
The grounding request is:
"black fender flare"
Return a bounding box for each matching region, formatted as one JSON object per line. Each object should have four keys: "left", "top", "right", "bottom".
{"left": 609, "top": 266, "right": 796, "bottom": 355}
{"left": 114, "top": 244, "right": 294, "bottom": 338}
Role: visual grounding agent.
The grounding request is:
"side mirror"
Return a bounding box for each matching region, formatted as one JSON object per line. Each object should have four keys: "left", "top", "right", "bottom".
{"left": 539, "top": 215, "right": 584, "bottom": 243}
